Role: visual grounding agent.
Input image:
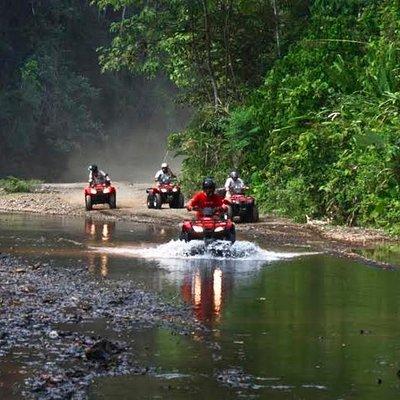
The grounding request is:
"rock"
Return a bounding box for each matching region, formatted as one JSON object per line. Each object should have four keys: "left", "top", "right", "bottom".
{"left": 85, "top": 339, "right": 122, "bottom": 362}
{"left": 49, "top": 330, "right": 59, "bottom": 339}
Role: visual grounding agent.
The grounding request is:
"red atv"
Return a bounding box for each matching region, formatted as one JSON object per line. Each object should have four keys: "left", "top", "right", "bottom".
{"left": 180, "top": 207, "right": 236, "bottom": 244}
{"left": 84, "top": 182, "right": 116, "bottom": 211}
{"left": 226, "top": 188, "right": 259, "bottom": 223}
{"left": 146, "top": 177, "right": 184, "bottom": 209}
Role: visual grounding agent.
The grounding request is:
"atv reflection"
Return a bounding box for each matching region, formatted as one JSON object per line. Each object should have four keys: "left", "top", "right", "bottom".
{"left": 180, "top": 264, "right": 233, "bottom": 324}
{"left": 84, "top": 219, "right": 115, "bottom": 242}
{"left": 87, "top": 252, "right": 109, "bottom": 277}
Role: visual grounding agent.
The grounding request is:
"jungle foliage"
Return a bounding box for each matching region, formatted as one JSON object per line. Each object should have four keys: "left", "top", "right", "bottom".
{"left": 234, "top": 0, "right": 400, "bottom": 232}
{"left": 97, "top": 0, "right": 400, "bottom": 232}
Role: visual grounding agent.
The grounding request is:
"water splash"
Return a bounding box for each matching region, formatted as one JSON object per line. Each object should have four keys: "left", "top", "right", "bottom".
{"left": 92, "top": 239, "right": 317, "bottom": 262}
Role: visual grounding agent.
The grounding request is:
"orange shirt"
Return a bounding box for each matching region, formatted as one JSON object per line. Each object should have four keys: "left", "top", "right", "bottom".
{"left": 187, "top": 191, "right": 225, "bottom": 218}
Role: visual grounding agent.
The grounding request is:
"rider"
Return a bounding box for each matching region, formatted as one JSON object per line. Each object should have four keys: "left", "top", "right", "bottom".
{"left": 154, "top": 162, "right": 176, "bottom": 184}
{"left": 88, "top": 164, "right": 110, "bottom": 186}
{"left": 224, "top": 170, "right": 246, "bottom": 199}
{"left": 186, "top": 177, "right": 227, "bottom": 218}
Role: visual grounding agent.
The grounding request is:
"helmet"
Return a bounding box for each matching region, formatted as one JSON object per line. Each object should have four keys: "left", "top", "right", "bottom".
{"left": 88, "top": 164, "right": 98, "bottom": 172}
{"left": 161, "top": 162, "right": 168, "bottom": 169}
{"left": 230, "top": 170, "right": 239, "bottom": 181}
{"left": 202, "top": 177, "right": 215, "bottom": 191}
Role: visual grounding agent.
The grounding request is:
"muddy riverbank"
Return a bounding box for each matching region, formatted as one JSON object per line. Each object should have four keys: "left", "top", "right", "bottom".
{"left": 0, "top": 253, "right": 205, "bottom": 399}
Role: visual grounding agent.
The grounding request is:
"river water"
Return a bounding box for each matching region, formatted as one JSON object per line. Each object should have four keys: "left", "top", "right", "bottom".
{"left": 1, "top": 214, "right": 400, "bottom": 399}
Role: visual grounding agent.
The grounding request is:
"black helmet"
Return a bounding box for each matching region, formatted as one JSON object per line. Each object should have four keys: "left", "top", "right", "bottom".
{"left": 230, "top": 170, "right": 239, "bottom": 181}
{"left": 89, "top": 164, "right": 98, "bottom": 172}
{"left": 202, "top": 177, "right": 215, "bottom": 191}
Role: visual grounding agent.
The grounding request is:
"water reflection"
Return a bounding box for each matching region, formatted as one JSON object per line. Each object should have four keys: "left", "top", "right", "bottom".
{"left": 87, "top": 250, "right": 110, "bottom": 277}
{"left": 355, "top": 244, "right": 400, "bottom": 267}
{"left": 180, "top": 264, "right": 233, "bottom": 324}
{"left": 84, "top": 219, "right": 115, "bottom": 242}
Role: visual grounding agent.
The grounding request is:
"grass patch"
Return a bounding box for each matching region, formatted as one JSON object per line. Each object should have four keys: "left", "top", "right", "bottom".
{"left": 0, "top": 176, "right": 42, "bottom": 193}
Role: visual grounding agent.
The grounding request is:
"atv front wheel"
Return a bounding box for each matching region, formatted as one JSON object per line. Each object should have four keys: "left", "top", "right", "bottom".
{"left": 147, "top": 194, "right": 154, "bottom": 209}
{"left": 154, "top": 193, "right": 162, "bottom": 209}
{"left": 109, "top": 193, "right": 116, "bottom": 209}
{"left": 179, "top": 231, "right": 191, "bottom": 242}
{"left": 225, "top": 226, "right": 236, "bottom": 243}
{"left": 169, "top": 195, "right": 178, "bottom": 208}
{"left": 85, "top": 195, "right": 92, "bottom": 211}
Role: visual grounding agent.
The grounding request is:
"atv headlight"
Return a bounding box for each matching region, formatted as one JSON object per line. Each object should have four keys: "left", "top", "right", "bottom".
{"left": 214, "top": 226, "right": 224, "bottom": 233}
{"left": 161, "top": 188, "right": 167, "bottom": 193}
{"left": 103, "top": 187, "right": 111, "bottom": 194}
{"left": 193, "top": 226, "right": 203, "bottom": 233}
{"left": 172, "top": 187, "right": 178, "bottom": 192}
{"left": 90, "top": 188, "right": 97, "bottom": 194}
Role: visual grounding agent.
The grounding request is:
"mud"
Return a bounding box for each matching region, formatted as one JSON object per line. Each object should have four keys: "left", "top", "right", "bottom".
{"left": 0, "top": 254, "right": 204, "bottom": 399}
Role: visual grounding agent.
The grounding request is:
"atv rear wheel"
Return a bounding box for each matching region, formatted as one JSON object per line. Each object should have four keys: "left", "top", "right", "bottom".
{"left": 154, "top": 193, "right": 162, "bottom": 209}
{"left": 178, "top": 193, "right": 185, "bottom": 208}
{"left": 109, "top": 193, "right": 116, "bottom": 209}
{"left": 147, "top": 194, "right": 154, "bottom": 209}
{"left": 85, "top": 195, "right": 92, "bottom": 211}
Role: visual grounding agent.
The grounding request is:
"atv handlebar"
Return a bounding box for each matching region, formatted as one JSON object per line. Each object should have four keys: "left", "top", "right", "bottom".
{"left": 187, "top": 206, "right": 225, "bottom": 214}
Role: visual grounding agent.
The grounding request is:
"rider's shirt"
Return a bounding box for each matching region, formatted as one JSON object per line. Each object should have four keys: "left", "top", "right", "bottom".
{"left": 155, "top": 170, "right": 171, "bottom": 183}
{"left": 224, "top": 177, "right": 245, "bottom": 194}
{"left": 187, "top": 192, "right": 224, "bottom": 218}
{"left": 89, "top": 170, "right": 109, "bottom": 185}
{"left": 155, "top": 168, "right": 175, "bottom": 183}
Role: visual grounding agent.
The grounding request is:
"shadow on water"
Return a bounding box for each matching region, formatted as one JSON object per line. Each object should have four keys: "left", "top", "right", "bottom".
{"left": 2, "top": 214, "right": 400, "bottom": 399}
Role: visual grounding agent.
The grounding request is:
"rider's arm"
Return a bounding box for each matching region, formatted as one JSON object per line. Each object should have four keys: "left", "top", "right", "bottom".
{"left": 224, "top": 178, "right": 232, "bottom": 192}
{"left": 154, "top": 170, "right": 161, "bottom": 181}
{"left": 186, "top": 192, "right": 202, "bottom": 211}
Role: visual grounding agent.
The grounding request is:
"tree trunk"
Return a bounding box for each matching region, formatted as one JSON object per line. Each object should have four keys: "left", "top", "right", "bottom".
{"left": 201, "top": 0, "right": 220, "bottom": 110}
{"left": 271, "top": 0, "right": 281, "bottom": 58}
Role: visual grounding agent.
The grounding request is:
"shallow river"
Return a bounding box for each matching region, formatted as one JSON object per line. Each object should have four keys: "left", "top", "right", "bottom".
{"left": 1, "top": 214, "right": 400, "bottom": 399}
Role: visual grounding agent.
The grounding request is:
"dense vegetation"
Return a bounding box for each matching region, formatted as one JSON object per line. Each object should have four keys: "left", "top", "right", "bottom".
{"left": 0, "top": 177, "right": 42, "bottom": 193}
{"left": 96, "top": 0, "right": 400, "bottom": 232}
{"left": 0, "top": 0, "right": 183, "bottom": 180}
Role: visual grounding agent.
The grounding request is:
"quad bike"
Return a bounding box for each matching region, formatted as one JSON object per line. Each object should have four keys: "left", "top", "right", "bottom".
{"left": 180, "top": 207, "right": 236, "bottom": 245}
{"left": 146, "top": 177, "right": 184, "bottom": 209}
{"left": 225, "top": 188, "right": 259, "bottom": 223}
{"left": 84, "top": 181, "right": 116, "bottom": 211}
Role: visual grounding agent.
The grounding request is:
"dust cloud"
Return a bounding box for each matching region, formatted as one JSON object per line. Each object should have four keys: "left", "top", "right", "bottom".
{"left": 64, "top": 76, "right": 190, "bottom": 183}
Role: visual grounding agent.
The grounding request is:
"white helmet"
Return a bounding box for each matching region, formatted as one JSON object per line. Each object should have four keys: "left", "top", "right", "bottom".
{"left": 161, "top": 162, "right": 168, "bottom": 169}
